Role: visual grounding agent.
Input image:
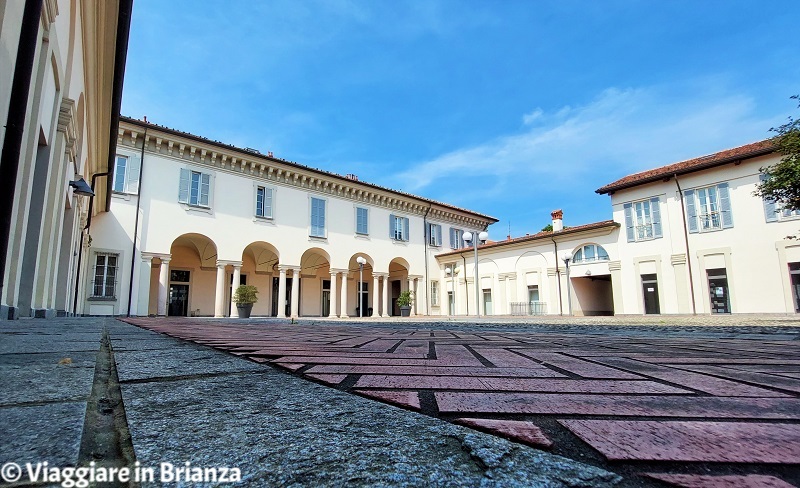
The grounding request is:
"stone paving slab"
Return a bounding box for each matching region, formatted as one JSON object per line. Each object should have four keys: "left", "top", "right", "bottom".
{"left": 122, "top": 317, "right": 800, "bottom": 486}
{"left": 643, "top": 473, "right": 796, "bottom": 488}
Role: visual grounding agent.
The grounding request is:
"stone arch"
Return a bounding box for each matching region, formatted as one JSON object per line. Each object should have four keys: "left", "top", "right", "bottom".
{"left": 170, "top": 233, "right": 218, "bottom": 269}
{"left": 242, "top": 241, "right": 279, "bottom": 274}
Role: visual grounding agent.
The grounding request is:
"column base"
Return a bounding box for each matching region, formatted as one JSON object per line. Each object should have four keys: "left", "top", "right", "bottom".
{"left": 33, "top": 308, "right": 57, "bottom": 319}
{"left": 339, "top": 314, "right": 349, "bottom": 319}
{"left": 1, "top": 305, "right": 19, "bottom": 320}
{"left": 381, "top": 314, "right": 390, "bottom": 318}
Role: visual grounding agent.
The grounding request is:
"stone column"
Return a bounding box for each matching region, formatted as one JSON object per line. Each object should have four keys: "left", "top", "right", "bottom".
{"left": 382, "top": 276, "right": 390, "bottom": 317}
{"left": 329, "top": 271, "right": 339, "bottom": 318}
{"left": 340, "top": 272, "right": 349, "bottom": 318}
{"left": 230, "top": 263, "right": 242, "bottom": 317}
{"left": 137, "top": 255, "right": 153, "bottom": 316}
{"left": 372, "top": 275, "right": 380, "bottom": 317}
{"left": 214, "top": 262, "right": 227, "bottom": 317}
{"left": 290, "top": 268, "right": 300, "bottom": 318}
{"left": 277, "top": 267, "right": 287, "bottom": 318}
{"left": 157, "top": 257, "right": 171, "bottom": 316}
{"left": 408, "top": 278, "right": 416, "bottom": 316}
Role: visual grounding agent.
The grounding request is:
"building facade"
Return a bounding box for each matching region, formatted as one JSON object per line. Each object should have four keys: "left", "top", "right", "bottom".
{"left": 0, "top": 0, "right": 131, "bottom": 319}
{"left": 598, "top": 140, "right": 799, "bottom": 315}
{"left": 86, "top": 117, "right": 496, "bottom": 318}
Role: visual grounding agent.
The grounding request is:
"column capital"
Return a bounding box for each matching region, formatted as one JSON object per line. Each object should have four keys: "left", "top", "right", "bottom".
{"left": 142, "top": 252, "right": 170, "bottom": 261}
{"left": 278, "top": 264, "right": 300, "bottom": 272}
{"left": 409, "top": 274, "right": 424, "bottom": 280}
{"left": 330, "top": 267, "right": 349, "bottom": 275}
{"left": 216, "top": 259, "right": 242, "bottom": 268}
{"left": 372, "top": 272, "right": 389, "bottom": 278}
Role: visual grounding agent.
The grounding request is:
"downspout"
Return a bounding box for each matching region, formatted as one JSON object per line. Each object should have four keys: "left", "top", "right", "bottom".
{"left": 674, "top": 173, "right": 697, "bottom": 314}
{"left": 104, "top": 0, "right": 134, "bottom": 212}
{"left": 551, "top": 236, "right": 563, "bottom": 315}
{"left": 71, "top": 172, "right": 109, "bottom": 315}
{"left": 0, "top": 0, "right": 44, "bottom": 309}
{"left": 126, "top": 127, "right": 147, "bottom": 316}
{"left": 422, "top": 203, "right": 432, "bottom": 316}
{"left": 460, "top": 252, "right": 469, "bottom": 316}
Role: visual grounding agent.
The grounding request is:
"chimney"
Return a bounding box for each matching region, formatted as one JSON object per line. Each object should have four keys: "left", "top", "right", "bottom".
{"left": 551, "top": 209, "right": 563, "bottom": 232}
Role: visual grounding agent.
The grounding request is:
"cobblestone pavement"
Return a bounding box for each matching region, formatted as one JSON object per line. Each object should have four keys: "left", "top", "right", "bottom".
{"left": 123, "top": 317, "right": 800, "bottom": 487}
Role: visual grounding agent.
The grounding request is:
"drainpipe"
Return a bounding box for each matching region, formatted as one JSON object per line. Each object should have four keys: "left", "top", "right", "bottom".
{"left": 71, "top": 173, "right": 109, "bottom": 315}
{"left": 551, "top": 236, "right": 563, "bottom": 315}
{"left": 460, "top": 252, "right": 469, "bottom": 316}
{"left": 422, "top": 203, "right": 432, "bottom": 316}
{"left": 104, "top": 0, "right": 134, "bottom": 212}
{"left": 0, "top": 0, "right": 44, "bottom": 310}
{"left": 674, "top": 173, "right": 697, "bottom": 315}
{"left": 126, "top": 127, "right": 147, "bottom": 316}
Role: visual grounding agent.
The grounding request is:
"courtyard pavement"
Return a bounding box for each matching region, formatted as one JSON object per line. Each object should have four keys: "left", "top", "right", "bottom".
{"left": 122, "top": 316, "right": 800, "bottom": 487}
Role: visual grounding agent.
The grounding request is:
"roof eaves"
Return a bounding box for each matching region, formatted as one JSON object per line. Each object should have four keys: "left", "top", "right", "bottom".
{"left": 119, "top": 116, "right": 499, "bottom": 223}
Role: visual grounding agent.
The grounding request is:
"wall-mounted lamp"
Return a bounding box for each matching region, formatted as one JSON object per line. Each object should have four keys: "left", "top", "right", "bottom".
{"left": 69, "top": 178, "right": 94, "bottom": 197}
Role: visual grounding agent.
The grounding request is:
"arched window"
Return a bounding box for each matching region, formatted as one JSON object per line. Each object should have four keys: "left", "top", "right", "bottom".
{"left": 572, "top": 244, "right": 609, "bottom": 263}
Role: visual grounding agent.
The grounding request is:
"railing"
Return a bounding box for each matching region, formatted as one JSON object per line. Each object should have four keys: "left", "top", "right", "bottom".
{"left": 509, "top": 301, "right": 548, "bottom": 316}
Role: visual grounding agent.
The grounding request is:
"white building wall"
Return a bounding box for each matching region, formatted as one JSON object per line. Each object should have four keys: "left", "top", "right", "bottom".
{"left": 611, "top": 153, "right": 798, "bottom": 314}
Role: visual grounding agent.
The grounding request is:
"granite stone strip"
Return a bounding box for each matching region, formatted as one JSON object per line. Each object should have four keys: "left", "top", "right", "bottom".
{"left": 642, "top": 473, "right": 796, "bottom": 488}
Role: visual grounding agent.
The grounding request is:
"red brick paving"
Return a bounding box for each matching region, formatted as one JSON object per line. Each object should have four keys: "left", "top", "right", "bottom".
{"left": 121, "top": 318, "right": 800, "bottom": 486}
{"left": 643, "top": 473, "right": 796, "bottom": 488}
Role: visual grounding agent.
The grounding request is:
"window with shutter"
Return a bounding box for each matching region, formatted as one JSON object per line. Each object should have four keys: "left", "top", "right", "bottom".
{"left": 310, "top": 197, "right": 326, "bottom": 237}
{"left": 687, "top": 184, "right": 732, "bottom": 232}
{"left": 112, "top": 155, "right": 141, "bottom": 194}
{"left": 180, "top": 169, "right": 212, "bottom": 207}
{"left": 113, "top": 155, "right": 127, "bottom": 193}
{"left": 356, "top": 207, "right": 369, "bottom": 235}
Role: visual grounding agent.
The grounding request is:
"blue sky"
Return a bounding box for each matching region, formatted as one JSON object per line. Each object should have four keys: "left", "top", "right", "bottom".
{"left": 122, "top": 0, "right": 800, "bottom": 237}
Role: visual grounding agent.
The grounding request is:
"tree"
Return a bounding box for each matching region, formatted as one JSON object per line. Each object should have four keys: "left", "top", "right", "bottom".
{"left": 755, "top": 95, "right": 800, "bottom": 212}
{"left": 541, "top": 223, "right": 553, "bottom": 232}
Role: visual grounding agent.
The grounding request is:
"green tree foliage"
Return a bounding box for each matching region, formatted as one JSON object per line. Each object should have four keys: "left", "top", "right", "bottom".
{"left": 541, "top": 223, "right": 553, "bottom": 232}
{"left": 756, "top": 95, "right": 800, "bottom": 212}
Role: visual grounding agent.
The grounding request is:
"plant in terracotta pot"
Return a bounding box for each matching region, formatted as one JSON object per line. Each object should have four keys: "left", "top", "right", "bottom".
{"left": 397, "top": 290, "right": 414, "bottom": 317}
{"left": 232, "top": 285, "right": 258, "bottom": 318}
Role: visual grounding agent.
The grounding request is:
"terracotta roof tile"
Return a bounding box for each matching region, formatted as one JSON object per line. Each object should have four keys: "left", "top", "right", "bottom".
{"left": 596, "top": 139, "right": 776, "bottom": 195}
{"left": 435, "top": 220, "right": 619, "bottom": 258}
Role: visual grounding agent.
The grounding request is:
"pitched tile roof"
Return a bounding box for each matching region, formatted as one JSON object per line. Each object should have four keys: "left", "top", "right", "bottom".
{"left": 435, "top": 220, "right": 619, "bottom": 258}
{"left": 596, "top": 139, "right": 776, "bottom": 195}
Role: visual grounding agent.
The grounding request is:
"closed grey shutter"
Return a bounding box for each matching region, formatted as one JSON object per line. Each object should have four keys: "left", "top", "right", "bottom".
{"left": 449, "top": 228, "right": 456, "bottom": 248}
{"left": 264, "top": 188, "right": 273, "bottom": 218}
{"left": 126, "top": 155, "right": 141, "bottom": 194}
{"left": 403, "top": 217, "right": 410, "bottom": 242}
{"left": 650, "top": 197, "right": 662, "bottom": 238}
{"left": 389, "top": 214, "right": 395, "bottom": 239}
{"left": 178, "top": 168, "right": 190, "bottom": 203}
{"left": 319, "top": 199, "right": 326, "bottom": 234}
{"left": 717, "top": 183, "right": 733, "bottom": 228}
{"left": 623, "top": 203, "right": 634, "bottom": 242}
{"left": 200, "top": 173, "right": 210, "bottom": 206}
{"left": 760, "top": 174, "right": 778, "bottom": 222}
{"left": 435, "top": 225, "right": 442, "bottom": 246}
{"left": 684, "top": 189, "right": 698, "bottom": 233}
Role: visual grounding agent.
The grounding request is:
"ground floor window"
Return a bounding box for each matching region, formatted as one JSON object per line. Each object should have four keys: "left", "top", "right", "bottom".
{"left": 92, "top": 253, "right": 119, "bottom": 298}
{"left": 789, "top": 263, "right": 800, "bottom": 313}
{"left": 641, "top": 274, "right": 660, "bottom": 315}
{"left": 483, "top": 288, "right": 492, "bottom": 315}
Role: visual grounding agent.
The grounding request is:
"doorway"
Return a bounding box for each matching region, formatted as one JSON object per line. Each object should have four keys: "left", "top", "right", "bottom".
{"left": 391, "top": 280, "right": 401, "bottom": 316}
{"left": 168, "top": 270, "right": 190, "bottom": 316}
{"left": 322, "top": 279, "right": 331, "bottom": 316}
{"left": 448, "top": 291, "right": 454, "bottom": 315}
{"left": 271, "top": 277, "right": 293, "bottom": 317}
{"left": 790, "top": 263, "right": 800, "bottom": 312}
{"left": 483, "top": 289, "right": 493, "bottom": 315}
{"left": 707, "top": 268, "right": 730, "bottom": 314}
{"left": 641, "top": 274, "right": 660, "bottom": 314}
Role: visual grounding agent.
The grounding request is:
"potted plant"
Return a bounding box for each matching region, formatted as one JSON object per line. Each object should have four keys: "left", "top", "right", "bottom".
{"left": 232, "top": 285, "right": 258, "bottom": 318}
{"left": 397, "top": 290, "right": 413, "bottom": 317}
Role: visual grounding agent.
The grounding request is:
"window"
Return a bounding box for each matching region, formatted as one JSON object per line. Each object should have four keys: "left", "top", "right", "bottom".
{"left": 431, "top": 281, "right": 440, "bottom": 306}
{"left": 427, "top": 223, "right": 442, "bottom": 247}
{"left": 310, "top": 197, "right": 326, "bottom": 237}
{"left": 390, "top": 214, "right": 409, "bottom": 241}
{"left": 572, "top": 244, "right": 609, "bottom": 263}
{"left": 623, "top": 198, "right": 662, "bottom": 242}
{"left": 450, "top": 228, "right": 464, "bottom": 249}
{"left": 684, "top": 183, "right": 733, "bottom": 233}
{"left": 761, "top": 174, "right": 800, "bottom": 222}
{"left": 255, "top": 186, "right": 273, "bottom": 218}
{"left": 112, "top": 155, "right": 140, "bottom": 194}
{"left": 356, "top": 207, "right": 369, "bottom": 235}
{"left": 92, "top": 253, "right": 118, "bottom": 298}
{"left": 179, "top": 168, "right": 210, "bottom": 207}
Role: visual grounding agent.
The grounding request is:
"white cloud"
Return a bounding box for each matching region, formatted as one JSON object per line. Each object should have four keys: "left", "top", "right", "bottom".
{"left": 392, "top": 85, "right": 777, "bottom": 198}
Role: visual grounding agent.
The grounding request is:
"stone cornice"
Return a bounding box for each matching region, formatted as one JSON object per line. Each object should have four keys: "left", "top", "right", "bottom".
{"left": 118, "top": 119, "right": 493, "bottom": 229}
